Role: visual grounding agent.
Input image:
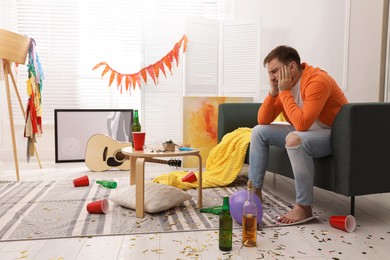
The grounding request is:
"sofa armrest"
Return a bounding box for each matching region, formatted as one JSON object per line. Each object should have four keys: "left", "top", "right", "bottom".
{"left": 218, "top": 103, "right": 261, "bottom": 142}
{"left": 331, "top": 102, "right": 390, "bottom": 196}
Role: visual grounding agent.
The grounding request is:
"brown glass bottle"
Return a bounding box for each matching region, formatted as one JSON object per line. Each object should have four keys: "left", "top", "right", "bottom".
{"left": 242, "top": 180, "right": 257, "bottom": 247}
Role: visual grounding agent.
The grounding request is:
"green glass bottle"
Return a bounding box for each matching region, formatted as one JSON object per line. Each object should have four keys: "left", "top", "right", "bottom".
{"left": 131, "top": 109, "right": 141, "bottom": 132}
{"left": 219, "top": 196, "right": 232, "bottom": 251}
{"left": 200, "top": 206, "right": 222, "bottom": 215}
{"left": 96, "top": 180, "right": 117, "bottom": 189}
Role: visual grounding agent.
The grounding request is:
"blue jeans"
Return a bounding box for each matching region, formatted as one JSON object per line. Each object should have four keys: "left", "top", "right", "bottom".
{"left": 248, "top": 124, "right": 332, "bottom": 206}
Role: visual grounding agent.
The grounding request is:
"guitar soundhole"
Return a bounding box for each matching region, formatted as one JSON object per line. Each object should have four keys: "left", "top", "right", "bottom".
{"left": 107, "top": 157, "right": 123, "bottom": 167}
{"left": 115, "top": 151, "right": 125, "bottom": 162}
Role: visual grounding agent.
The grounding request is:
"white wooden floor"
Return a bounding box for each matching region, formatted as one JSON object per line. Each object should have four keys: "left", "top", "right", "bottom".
{"left": 1, "top": 160, "right": 390, "bottom": 260}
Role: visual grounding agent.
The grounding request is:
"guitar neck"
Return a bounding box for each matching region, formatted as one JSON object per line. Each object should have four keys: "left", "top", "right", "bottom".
{"left": 121, "top": 153, "right": 181, "bottom": 167}
{"left": 125, "top": 155, "right": 168, "bottom": 164}
{"left": 145, "top": 158, "right": 169, "bottom": 165}
{"left": 122, "top": 155, "right": 168, "bottom": 165}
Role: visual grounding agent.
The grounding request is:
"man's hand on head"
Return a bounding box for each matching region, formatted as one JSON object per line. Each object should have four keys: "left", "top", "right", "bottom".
{"left": 278, "top": 65, "right": 293, "bottom": 91}
{"left": 269, "top": 81, "right": 279, "bottom": 97}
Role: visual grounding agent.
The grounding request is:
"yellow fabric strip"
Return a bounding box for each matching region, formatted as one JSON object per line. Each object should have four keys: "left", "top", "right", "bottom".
{"left": 153, "top": 127, "right": 252, "bottom": 190}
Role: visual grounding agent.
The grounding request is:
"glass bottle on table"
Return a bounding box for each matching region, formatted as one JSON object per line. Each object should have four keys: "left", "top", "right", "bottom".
{"left": 131, "top": 109, "right": 141, "bottom": 132}
{"left": 242, "top": 180, "right": 257, "bottom": 247}
{"left": 131, "top": 109, "right": 141, "bottom": 148}
{"left": 219, "top": 196, "right": 232, "bottom": 251}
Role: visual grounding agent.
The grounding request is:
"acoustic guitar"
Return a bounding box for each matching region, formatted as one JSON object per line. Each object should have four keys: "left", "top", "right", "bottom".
{"left": 85, "top": 134, "right": 181, "bottom": 172}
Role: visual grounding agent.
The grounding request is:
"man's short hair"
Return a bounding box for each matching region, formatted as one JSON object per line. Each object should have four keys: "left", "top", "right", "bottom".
{"left": 263, "top": 45, "right": 301, "bottom": 68}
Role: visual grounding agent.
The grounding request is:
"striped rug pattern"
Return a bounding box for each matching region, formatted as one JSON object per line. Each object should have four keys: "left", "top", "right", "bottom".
{"left": 0, "top": 177, "right": 293, "bottom": 241}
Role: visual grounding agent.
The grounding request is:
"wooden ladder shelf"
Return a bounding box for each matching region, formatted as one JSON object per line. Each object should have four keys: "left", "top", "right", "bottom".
{"left": 0, "top": 28, "right": 42, "bottom": 181}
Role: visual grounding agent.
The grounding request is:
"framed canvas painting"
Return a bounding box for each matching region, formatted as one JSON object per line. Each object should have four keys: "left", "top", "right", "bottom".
{"left": 183, "top": 97, "right": 253, "bottom": 167}
{"left": 55, "top": 109, "right": 132, "bottom": 162}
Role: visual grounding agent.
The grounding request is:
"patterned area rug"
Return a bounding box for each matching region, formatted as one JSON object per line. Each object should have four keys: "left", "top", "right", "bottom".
{"left": 0, "top": 176, "right": 296, "bottom": 242}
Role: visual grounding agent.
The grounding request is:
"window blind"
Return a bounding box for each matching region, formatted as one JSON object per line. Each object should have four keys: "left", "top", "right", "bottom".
{"left": 4, "top": 0, "right": 232, "bottom": 124}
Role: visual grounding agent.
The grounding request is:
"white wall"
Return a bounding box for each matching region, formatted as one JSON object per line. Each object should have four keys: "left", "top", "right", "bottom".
{"left": 236, "top": 0, "right": 386, "bottom": 102}
{"left": 347, "top": 0, "right": 386, "bottom": 101}
{"left": 0, "top": 0, "right": 388, "bottom": 166}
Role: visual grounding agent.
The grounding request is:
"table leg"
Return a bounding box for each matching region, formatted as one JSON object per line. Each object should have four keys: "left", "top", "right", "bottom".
{"left": 195, "top": 154, "right": 202, "bottom": 208}
{"left": 130, "top": 156, "right": 136, "bottom": 186}
{"left": 135, "top": 157, "right": 146, "bottom": 218}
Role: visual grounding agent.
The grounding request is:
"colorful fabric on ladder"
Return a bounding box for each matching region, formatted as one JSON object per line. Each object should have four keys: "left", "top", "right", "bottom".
{"left": 24, "top": 39, "right": 44, "bottom": 160}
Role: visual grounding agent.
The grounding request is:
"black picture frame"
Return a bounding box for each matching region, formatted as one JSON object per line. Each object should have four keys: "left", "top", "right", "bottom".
{"left": 54, "top": 109, "right": 133, "bottom": 163}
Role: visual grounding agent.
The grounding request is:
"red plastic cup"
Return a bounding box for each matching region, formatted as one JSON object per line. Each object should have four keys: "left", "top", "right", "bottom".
{"left": 182, "top": 171, "right": 197, "bottom": 183}
{"left": 73, "top": 175, "right": 90, "bottom": 187}
{"left": 86, "top": 199, "right": 109, "bottom": 214}
{"left": 132, "top": 132, "right": 146, "bottom": 151}
{"left": 329, "top": 215, "right": 356, "bottom": 232}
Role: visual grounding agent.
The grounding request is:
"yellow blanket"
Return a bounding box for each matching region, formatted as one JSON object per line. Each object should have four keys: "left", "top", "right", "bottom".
{"left": 153, "top": 127, "right": 252, "bottom": 189}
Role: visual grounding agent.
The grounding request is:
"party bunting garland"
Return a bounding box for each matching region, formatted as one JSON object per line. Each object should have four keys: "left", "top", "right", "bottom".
{"left": 92, "top": 35, "right": 188, "bottom": 93}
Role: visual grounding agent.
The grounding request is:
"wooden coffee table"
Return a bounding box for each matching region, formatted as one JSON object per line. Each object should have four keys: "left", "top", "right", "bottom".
{"left": 121, "top": 147, "right": 203, "bottom": 218}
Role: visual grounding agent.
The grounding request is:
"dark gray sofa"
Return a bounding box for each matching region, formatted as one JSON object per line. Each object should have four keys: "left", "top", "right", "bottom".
{"left": 218, "top": 102, "right": 390, "bottom": 215}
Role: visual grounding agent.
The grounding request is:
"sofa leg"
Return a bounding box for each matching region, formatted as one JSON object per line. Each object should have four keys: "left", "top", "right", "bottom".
{"left": 350, "top": 196, "right": 355, "bottom": 216}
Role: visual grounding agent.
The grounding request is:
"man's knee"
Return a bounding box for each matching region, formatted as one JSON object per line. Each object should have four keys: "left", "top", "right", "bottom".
{"left": 252, "top": 124, "right": 273, "bottom": 139}
{"left": 286, "top": 133, "right": 301, "bottom": 147}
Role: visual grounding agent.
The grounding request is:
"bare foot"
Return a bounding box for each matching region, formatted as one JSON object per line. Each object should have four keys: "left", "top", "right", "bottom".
{"left": 279, "top": 204, "right": 312, "bottom": 224}
{"left": 254, "top": 188, "right": 263, "bottom": 202}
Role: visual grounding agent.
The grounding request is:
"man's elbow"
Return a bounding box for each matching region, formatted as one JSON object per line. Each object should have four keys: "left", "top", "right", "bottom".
{"left": 258, "top": 119, "right": 272, "bottom": 125}
{"left": 294, "top": 124, "right": 311, "bottom": 132}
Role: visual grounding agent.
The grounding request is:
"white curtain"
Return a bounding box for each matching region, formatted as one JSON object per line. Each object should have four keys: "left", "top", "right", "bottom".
{"left": 2, "top": 0, "right": 233, "bottom": 124}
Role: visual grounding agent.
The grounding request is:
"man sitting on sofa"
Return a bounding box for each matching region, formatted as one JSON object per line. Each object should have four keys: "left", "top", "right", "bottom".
{"left": 249, "top": 45, "right": 348, "bottom": 223}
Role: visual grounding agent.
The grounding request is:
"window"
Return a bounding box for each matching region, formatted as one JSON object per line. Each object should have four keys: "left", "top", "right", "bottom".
{"left": 3, "top": 0, "right": 233, "bottom": 124}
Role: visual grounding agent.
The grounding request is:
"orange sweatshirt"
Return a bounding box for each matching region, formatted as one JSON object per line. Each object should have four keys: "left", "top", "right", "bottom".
{"left": 258, "top": 63, "right": 348, "bottom": 131}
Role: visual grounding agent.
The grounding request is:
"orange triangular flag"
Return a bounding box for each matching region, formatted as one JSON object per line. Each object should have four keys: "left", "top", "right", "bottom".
{"left": 92, "top": 61, "right": 107, "bottom": 71}
{"left": 109, "top": 71, "right": 116, "bottom": 87}
{"left": 135, "top": 73, "right": 141, "bottom": 89}
{"left": 146, "top": 65, "right": 157, "bottom": 85}
{"left": 153, "top": 63, "right": 160, "bottom": 79}
{"left": 116, "top": 73, "right": 123, "bottom": 87}
{"left": 140, "top": 68, "right": 147, "bottom": 83}
{"left": 172, "top": 43, "right": 180, "bottom": 66}
{"left": 125, "top": 75, "right": 130, "bottom": 91}
{"left": 101, "top": 66, "right": 110, "bottom": 77}
{"left": 163, "top": 55, "right": 172, "bottom": 74}
{"left": 167, "top": 51, "right": 173, "bottom": 63}
{"left": 158, "top": 60, "right": 167, "bottom": 78}
{"left": 131, "top": 74, "right": 137, "bottom": 90}
{"left": 183, "top": 35, "right": 188, "bottom": 53}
